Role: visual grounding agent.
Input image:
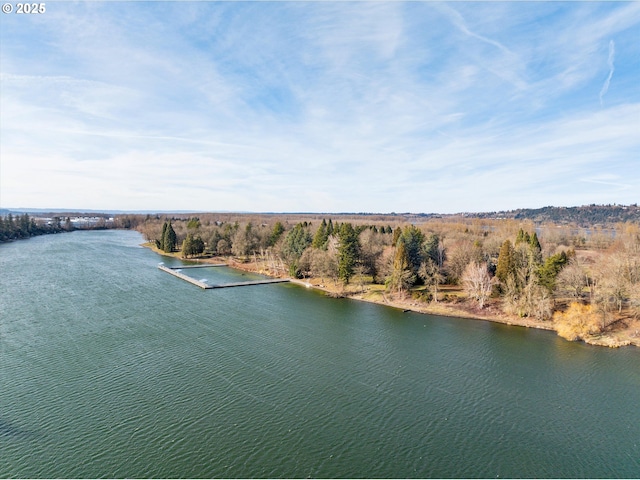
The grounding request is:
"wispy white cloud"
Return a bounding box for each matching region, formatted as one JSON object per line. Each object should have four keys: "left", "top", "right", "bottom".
{"left": 599, "top": 40, "right": 616, "bottom": 105}
{"left": 1, "top": 2, "right": 639, "bottom": 212}
{"left": 580, "top": 174, "right": 631, "bottom": 191}
{"left": 430, "top": 3, "right": 527, "bottom": 91}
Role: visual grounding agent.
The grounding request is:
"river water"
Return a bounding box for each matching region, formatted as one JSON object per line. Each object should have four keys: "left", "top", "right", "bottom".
{"left": 1, "top": 230, "right": 638, "bottom": 478}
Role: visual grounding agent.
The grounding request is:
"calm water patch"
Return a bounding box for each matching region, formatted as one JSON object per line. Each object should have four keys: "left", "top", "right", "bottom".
{"left": 1, "top": 230, "right": 638, "bottom": 478}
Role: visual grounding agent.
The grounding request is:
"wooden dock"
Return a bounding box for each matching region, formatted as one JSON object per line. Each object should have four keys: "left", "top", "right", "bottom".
{"left": 158, "top": 264, "right": 289, "bottom": 290}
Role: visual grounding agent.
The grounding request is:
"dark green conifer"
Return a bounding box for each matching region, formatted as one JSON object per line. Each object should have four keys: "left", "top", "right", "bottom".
{"left": 312, "top": 219, "right": 328, "bottom": 249}
{"left": 162, "top": 221, "right": 177, "bottom": 252}
{"left": 159, "top": 221, "right": 168, "bottom": 251}
{"left": 281, "top": 223, "right": 312, "bottom": 277}
{"left": 536, "top": 250, "right": 570, "bottom": 293}
{"left": 268, "top": 221, "right": 285, "bottom": 246}
{"left": 337, "top": 223, "right": 359, "bottom": 284}
{"left": 182, "top": 233, "right": 194, "bottom": 258}
{"left": 327, "top": 219, "right": 334, "bottom": 236}
{"left": 529, "top": 232, "right": 541, "bottom": 253}
{"left": 389, "top": 238, "right": 415, "bottom": 292}
{"left": 400, "top": 225, "right": 425, "bottom": 273}
{"left": 496, "top": 239, "right": 515, "bottom": 285}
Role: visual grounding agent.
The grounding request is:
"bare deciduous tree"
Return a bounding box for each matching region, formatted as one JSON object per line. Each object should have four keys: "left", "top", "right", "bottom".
{"left": 462, "top": 262, "right": 493, "bottom": 308}
{"left": 519, "top": 278, "right": 554, "bottom": 320}
{"left": 311, "top": 244, "right": 338, "bottom": 287}
{"left": 358, "top": 229, "right": 384, "bottom": 283}
{"left": 446, "top": 239, "right": 482, "bottom": 284}
{"left": 557, "top": 259, "right": 588, "bottom": 298}
{"left": 418, "top": 258, "right": 445, "bottom": 302}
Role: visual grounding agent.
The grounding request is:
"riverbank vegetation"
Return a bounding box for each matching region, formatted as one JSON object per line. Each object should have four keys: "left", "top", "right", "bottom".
{"left": 0, "top": 213, "right": 74, "bottom": 242}
{"left": 0, "top": 213, "right": 143, "bottom": 243}
{"left": 134, "top": 211, "right": 640, "bottom": 348}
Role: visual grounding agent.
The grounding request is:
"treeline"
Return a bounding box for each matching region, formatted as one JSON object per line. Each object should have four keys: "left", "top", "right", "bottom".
{"left": 0, "top": 213, "right": 144, "bottom": 243}
{"left": 137, "top": 215, "right": 640, "bottom": 341}
{"left": 0, "top": 213, "right": 69, "bottom": 242}
{"left": 468, "top": 204, "right": 640, "bottom": 226}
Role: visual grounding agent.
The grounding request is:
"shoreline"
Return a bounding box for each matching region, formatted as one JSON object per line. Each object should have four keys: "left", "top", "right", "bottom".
{"left": 146, "top": 244, "right": 639, "bottom": 349}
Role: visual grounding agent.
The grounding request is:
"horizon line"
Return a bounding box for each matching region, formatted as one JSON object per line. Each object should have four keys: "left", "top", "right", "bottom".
{"left": 1, "top": 203, "right": 637, "bottom": 217}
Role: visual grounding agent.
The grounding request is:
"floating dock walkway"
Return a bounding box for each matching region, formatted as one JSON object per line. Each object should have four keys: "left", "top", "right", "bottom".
{"left": 158, "top": 264, "right": 289, "bottom": 290}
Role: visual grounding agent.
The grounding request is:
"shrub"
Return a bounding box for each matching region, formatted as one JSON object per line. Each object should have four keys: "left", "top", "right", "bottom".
{"left": 553, "top": 302, "right": 601, "bottom": 341}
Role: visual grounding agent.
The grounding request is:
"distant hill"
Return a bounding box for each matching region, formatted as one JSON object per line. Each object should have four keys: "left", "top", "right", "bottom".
{"left": 462, "top": 204, "right": 640, "bottom": 226}
{"left": 3, "top": 204, "right": 638, "bottom": 227}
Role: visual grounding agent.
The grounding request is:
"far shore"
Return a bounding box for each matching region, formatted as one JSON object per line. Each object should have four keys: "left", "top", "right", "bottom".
{"left": 145, "top": 243, "right": 640, "bottom": 349}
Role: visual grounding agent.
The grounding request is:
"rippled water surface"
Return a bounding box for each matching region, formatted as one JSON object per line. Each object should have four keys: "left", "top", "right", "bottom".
{"left": 1, "top": 230, "right": 639, "bottom": 478}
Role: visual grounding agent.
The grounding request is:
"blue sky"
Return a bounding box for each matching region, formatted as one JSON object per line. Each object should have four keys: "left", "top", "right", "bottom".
{"left": 1, "top": 1, "right": 638, "bottom": 213}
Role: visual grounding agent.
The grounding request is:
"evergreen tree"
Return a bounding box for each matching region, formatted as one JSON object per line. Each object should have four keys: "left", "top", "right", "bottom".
{"left": 0, "top": 214, "right": 46, "bottom": 241}
{"left": 327, "top": 219, "right": 334, "bottom": 236}
{"left": 312, "top": 219, "right": 329, "bottom": 249}
{"left": 268, "top": 221, "right": 285, "bottom": 246}
{"left": 182, "top": 233, "right": 205, "bottom": 258}
{"left": 19, "top": 214, "right": 31, "bottom": 237}
{"left": 182, "top": 233, "right": 194, "bottom": 258}
{"left": 193, "top": 236, "right": 205, "bottom": 255}
{"left": 515, "top": 228, "right": 530, "bottom": 245}
{"left": 537, "top": 251, "right": 570, "bottom": 293}
{"left": 389, "top": 238, "right": 415, "bottom": 293}
{"left": 529, "top": 232, "right": 542, "bottom": 254}
{"left": 423, "top": 233, "right": 442, "bottom": 266}
{"left": 337, "top": 223, "right": 359, "bottom": 284}
{"left": 167, "top": 222, "right": 177, "bottom": 252}
{"left": 281, "top": 223, "right": 312, "bottom": 277}
{"left": 159, "top": 221, "right": 168, "bottom": 251}
{"left": 6, "top": 214, "right": 15, "bottom": 238}
{"left": 496, "top": 240, "right": 515, "bottom": 285}
{"left": 30, "top": 216, "right": 38, "bottom": 235}
{"left": 162, "top": 221, "right": 177, "bottom": 252}
{"left": 399, "top": 225, "right": 425, "bottom": 274}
